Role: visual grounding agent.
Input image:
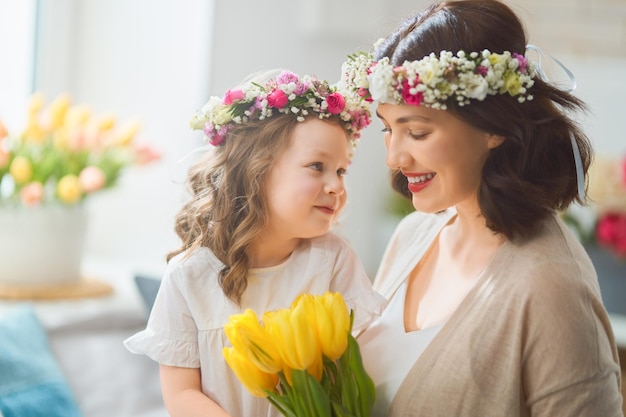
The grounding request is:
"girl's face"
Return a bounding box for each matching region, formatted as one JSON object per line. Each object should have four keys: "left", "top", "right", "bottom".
{"left": 263, "top": 118, "right": 350, "bottom": 240}
{"left": 376, "top": 103, "right": 502, "bottom": 214}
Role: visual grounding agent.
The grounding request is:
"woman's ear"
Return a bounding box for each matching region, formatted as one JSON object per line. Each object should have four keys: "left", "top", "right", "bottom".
{"left": 486, "top": 134, "right": 505, "bottom": 149}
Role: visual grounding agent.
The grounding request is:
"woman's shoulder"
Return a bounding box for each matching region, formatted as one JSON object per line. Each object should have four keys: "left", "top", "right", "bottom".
{"left": 511, "top": 216, "right": 595, "bottom": 276}
{"left": 498, "top": 215, "right": 599, "bottom": 300}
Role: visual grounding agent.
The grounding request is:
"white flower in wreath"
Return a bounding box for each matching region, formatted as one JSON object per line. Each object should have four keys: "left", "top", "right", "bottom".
{"left": 367, "top": 59, "right": 397, "bottom": 103}
{"left": 464, "top": 75, "right": 490, "bottom": 100}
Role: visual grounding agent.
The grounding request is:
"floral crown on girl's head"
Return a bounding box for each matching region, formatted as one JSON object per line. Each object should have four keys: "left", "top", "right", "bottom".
{"left": 190, "top": 71, "right": 372, "bottom": 146}
{"left": 340, "top": 43, "right": 537, "bottom": 110}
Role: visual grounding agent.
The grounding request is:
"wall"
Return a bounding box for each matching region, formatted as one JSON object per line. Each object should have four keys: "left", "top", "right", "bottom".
{"left": 0, "top": 0, "right": 37, "bottom": 128}
{"left": 23, "top": 0, "right": 626, "bottom": 278}
{"left": 31, "top": 0, "right": 215, "bottom": 276}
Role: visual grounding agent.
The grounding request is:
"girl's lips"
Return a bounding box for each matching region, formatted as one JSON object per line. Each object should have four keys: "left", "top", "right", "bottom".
{"left": 315, "top": 205, "right": 335, "bottom": 215}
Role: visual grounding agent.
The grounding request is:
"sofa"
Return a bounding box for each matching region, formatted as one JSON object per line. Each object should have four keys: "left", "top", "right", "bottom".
{"left": 0, "top": 262, "right": 168, "bottom": 417}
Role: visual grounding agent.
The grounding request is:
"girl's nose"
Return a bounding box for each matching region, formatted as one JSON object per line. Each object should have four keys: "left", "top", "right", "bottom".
{"left": 325, "top": 175, "right": 345, "bottom": 195}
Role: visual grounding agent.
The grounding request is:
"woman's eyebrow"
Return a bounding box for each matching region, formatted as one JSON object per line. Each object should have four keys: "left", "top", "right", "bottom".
{"left": 375, "top": 111, "right": 431, "bottom": 124}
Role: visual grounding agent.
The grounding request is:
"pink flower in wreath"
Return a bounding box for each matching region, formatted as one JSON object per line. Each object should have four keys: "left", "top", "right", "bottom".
{"left": 326, "top": 93, "right": 346, "bottom": 114}
{"left": 223, "top": 89, "right": 245, "bottom": 105}
{"left": 513, "top": 53, "right": 528, "bottom": 74}
{"left": 267, "top": 89, "right": 289, "bottom": 109}
{"left": 276, "top": 71, "right": 299, "bottom": 85}
{"left": 402, "top": 77, "right": 423, "bottom": 107}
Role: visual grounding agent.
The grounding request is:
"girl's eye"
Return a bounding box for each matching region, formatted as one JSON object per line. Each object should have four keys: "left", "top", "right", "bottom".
{"left": 310, "top": 162, "right": 323, "bottom": 171}
{"left": 337, "top": 168, "right": 347, "bottom": 177}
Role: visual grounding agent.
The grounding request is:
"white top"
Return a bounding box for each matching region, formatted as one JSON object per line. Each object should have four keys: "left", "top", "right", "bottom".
{"left": 124, "top": 232, "right": 385, "bottom": 417}
{"left": 358, "top": 281, "right": 442, "bottom": 417}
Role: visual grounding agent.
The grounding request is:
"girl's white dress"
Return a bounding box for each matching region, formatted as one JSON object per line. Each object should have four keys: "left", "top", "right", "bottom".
{"left": 124, "top": 232, "right": 385, "bottom": 417}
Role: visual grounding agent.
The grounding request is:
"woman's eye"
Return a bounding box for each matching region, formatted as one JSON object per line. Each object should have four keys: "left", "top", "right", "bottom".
{"left": 381, "top": 127, "right": 391, "bottom": 134}
{"left": 409, "top": 131, "right": 428, "bottom": 140}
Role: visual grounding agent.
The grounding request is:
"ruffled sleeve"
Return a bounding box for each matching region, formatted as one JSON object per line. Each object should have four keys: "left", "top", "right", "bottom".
{"left": 326, "top": 233, "right": 387, "bottom": 333}
{"left": 123, "top": 260, "right": 201, "bottom": 368}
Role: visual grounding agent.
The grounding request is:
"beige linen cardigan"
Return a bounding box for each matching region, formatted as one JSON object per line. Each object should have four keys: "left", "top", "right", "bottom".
{"left": 373, "top": 209, "right": 623, "bottom": 417}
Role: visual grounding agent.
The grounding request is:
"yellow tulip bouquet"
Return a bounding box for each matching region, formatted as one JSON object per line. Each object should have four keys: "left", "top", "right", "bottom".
{"left": 0, "top": 93, "right": 160, "bottom": 207}
{"left": 222, "top": 292, "right": 375, "bottom": 417}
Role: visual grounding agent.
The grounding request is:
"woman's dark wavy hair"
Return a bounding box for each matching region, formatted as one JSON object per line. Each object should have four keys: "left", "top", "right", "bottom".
{"left": 374, "top": 0, "right": 592, "bottom": 241}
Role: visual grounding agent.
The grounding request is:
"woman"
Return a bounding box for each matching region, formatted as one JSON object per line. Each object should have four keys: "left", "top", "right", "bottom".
{"left": 342, "top": 0, "right": 623, "bottom": 415}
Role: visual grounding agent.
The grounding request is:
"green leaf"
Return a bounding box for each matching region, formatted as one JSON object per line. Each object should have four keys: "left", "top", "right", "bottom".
{"left": 266, "top": 391, "right": 298, "bottom": 417}
{"left": 291, "top": 369, "right": 331, "bottom": 417}
{"left": 330, "top": 399, "right": 357, "bottom": 417}
{"left": 346, "top": 334, "right": 375, "bottom": 417}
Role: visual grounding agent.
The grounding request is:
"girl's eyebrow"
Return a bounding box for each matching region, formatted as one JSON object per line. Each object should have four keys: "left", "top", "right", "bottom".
{"left": 375, "top": 111, "right": 431, "bottom": 124}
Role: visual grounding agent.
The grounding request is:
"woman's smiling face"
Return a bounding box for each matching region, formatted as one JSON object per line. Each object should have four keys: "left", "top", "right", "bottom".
{"left": 376, "top": 103, "right": 503, "bottom": 214}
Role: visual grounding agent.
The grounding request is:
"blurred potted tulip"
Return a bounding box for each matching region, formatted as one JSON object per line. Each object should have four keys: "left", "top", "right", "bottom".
{"left": 588, "top": 155, "right": 626, "bottom": 259}
{"left": 223, "top": 292, "right": 375, "bottom": 417}
{"left": 0, "top": 93, "right": 160, "bottom": 289}
{"left": 562, "top": 154, "right": 626, "bottom": 315}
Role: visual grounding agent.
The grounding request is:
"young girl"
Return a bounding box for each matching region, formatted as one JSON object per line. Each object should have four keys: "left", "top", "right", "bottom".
{"left": 342, "top": 0, "right": 623, "bottom": 416}
{"left": 124, "top": 69, "right": 384, "bottom": 417}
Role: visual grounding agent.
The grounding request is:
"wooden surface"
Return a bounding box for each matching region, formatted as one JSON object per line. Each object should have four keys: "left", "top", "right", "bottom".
{"left": 0, "top": 277, "right": 113, "bottom": 300}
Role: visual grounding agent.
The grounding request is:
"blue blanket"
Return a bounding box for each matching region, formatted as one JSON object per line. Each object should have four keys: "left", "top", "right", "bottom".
{"left": 0, "top": 305, "right": 82, "bottom": 417}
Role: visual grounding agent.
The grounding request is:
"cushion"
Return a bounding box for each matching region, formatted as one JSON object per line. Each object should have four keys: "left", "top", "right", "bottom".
{"left": 134, "top": 275, "right": 161, "bottom": 313}
{"left": 0, "top": 305, "right": 83, "bottom": 417}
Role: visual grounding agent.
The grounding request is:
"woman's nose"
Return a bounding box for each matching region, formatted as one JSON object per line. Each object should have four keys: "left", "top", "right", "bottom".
{"left": 385, "top": 135, "right": 412, "bottom": 169}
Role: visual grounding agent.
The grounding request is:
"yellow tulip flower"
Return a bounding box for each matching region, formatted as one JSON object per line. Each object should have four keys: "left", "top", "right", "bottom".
{"left": 222, "top": 347, "right": 278, "bottom": 398}
{"left": 22, "top": 121, "right": 45, "bottom": 143}
{"left": 224, "top": 309, "right": 282, "bottom": 374}
{"left": 9, "top": 156, "right": 33, "bottom": 184}
{"left": 114, "top": 120, "right": 141, "bottom": 146}
{"left": 28, "top": 92, "right": 45, "bottom": 115}
{"left": 291, "top": 292, "right": 350, "bottom": 361}
{"left": 95, "top": 114, "right": 116, "bottom": 132}
{"left": 64, "top": 105, "right": 91, "bottom": 127}
{"left": 48, "top": 93, "right": 71, "bottom": 129}
{"left": 263, "top": 302, "right": 321, "bottom": 373}
{"left": 57, "top": 175, "right": 82, "bottom": 204}
{"left": 316, "top": 292, "right": 351, "bottom": 361}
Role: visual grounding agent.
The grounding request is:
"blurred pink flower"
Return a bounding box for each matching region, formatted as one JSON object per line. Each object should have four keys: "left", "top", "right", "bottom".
{"left": 79, "top": 166, "right": 106, "bottom": 193}
{"left": 596, "top": 212, "right": 626, "bottom": 257}
{"left": 133, "top": 143, "right": 161, "bottom": 165}
{"left": 19, "top": 182, "right": 44, "bottom": 207}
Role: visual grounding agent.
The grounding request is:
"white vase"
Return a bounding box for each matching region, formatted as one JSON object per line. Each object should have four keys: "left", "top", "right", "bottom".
{"left": 0, "top": 204, "right": 88, "bottom": 286}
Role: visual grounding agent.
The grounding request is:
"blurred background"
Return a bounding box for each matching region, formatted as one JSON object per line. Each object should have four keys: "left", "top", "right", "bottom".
{"left": 1, "top": 0, "right": 625, "bottom": 279}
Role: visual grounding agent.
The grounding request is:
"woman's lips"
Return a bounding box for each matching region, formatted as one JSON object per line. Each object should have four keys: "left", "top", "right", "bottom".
{"left": 406, "top": 172, "right": 436, "bottom": 193}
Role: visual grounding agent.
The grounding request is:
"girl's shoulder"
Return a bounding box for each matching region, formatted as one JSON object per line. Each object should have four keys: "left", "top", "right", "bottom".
{"left": 164, "top": 246, "right": 223, "bottom": 287}
{"left": 305, "top": 231, "right": 357, "bottom": 258}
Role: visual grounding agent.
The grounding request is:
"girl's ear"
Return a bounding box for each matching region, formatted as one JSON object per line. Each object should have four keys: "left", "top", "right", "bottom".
{"left": 486, "top": 134, "right": 505, "bottom": 149}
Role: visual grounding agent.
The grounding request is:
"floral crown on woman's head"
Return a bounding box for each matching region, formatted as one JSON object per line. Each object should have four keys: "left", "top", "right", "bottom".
{"left": 340, "top": 44, "right": 537, "bottom": 110}
{"left": 190, "top": 71, "right": 372, "bottom": 146}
